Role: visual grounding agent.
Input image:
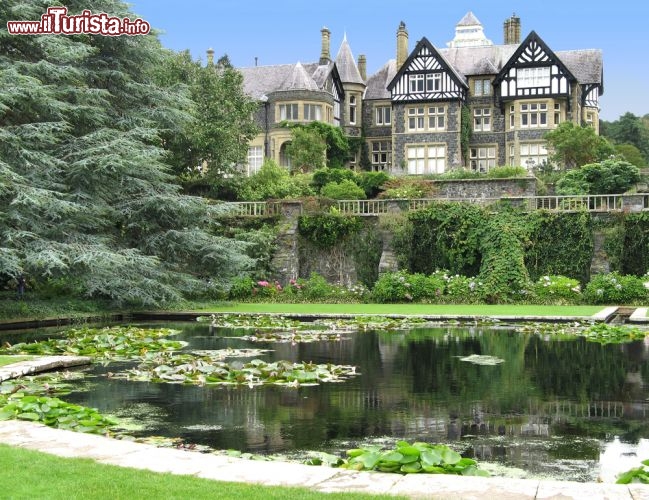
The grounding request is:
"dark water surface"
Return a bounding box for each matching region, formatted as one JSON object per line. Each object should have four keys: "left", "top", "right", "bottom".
{"left": 8, "top": 322, "right": 649, "bottom": 482}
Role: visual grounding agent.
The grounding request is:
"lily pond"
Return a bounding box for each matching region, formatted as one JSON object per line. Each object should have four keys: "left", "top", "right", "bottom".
{"left": 4, "top": 317, "right": 649, "bottom": 482}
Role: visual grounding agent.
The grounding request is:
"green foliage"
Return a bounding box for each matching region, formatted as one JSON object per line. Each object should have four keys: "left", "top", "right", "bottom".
{"left": 485, "top": 165, "right": 528, "bottom": 178}
{"left": 525, "top": 212, "right": 593, "bottom": 283}
{"left": 618, "top": 213, "right": 649, "bottom": 275}
{"left": 0, "top": 395, "right": 117, "bottom": 434}
{"left": 0, "top": 0, "right": 253, "bottom": 306}
{"left": 300, "top": 272, "right": 334, "bottom": 300}
{"left": 118, "top": 355, "right": 359, "bottom": 387}
{"left": 478, "top": 210, "right": 532, "bottom": 302}
{"left": 371, "top": 271, "right": 445, "bottom": 302}
{"left": 0, "top": 326, "right": 184, "bottom": 359}
{"left": 298, "top": 214, "right": 363, "bottom": 248}
{"left": 556, "top": 159, "right": 640, "bottom": 195}
{"left": 285, "top": 126, "right": 327, "bottom": 172}
{"left": 339, "top": 441, "right": 488, "bottom": 476}
{"left": 380, "top": 178, "right": 434, "bottom": 198}
{"left": 321, "top": 180, "right": 367, "bottom": 200}
{"left": 602, "top": 112, "right": 649, "bottom": 163}
{"left": 460, "top": 105, "right": 472, "bottom": 167}
{"left": 283, "top": 121, "right": 350, "bottom": 169}
{"left": 616, "top": 459, "right": 649, "bottom": 484}
{"left": 358, "top": 171, "right": 390, "bottom": 198}
{"left": 402, "top": 202, "right": 484, "bottom": 276}
{"left": 545, "top": 122, "right": 616, "bottom": 169}
{"left": 615, "top": 143, "right": 646, "bottom": 167}
{"left": 237, "top": 159, "right": 314, "bottom": 200}
{"left": 532, "top": 275, "right": 581, "bottom": 301}
{"left": 311, "top": 167, "right": 358, "bottom": 192}
{"left": 583, "top": 272, "right": 648, "bottom": 304}
{"left": 579, "top": 323, "right": 647, "bottom": 345}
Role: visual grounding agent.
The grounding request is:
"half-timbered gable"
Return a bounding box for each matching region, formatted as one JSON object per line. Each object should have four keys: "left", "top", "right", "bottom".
{"left": 387, "top": 38, "right": 468, "bottom": 102}
{"left": 493, "top": 31, "right": 576, "bottom": 104}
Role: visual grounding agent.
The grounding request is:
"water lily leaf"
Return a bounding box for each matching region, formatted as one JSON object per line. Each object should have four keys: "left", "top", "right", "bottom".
{"left": 400, "top": 462, "right": 422, "bottom": 473}
{"left": 17, "top": 412, "right": 40, "bottom": 421}
{"left": 459, "top": 355, "right": 504, "bottom": 365}
{"left": 381, "top": 451, "right": 403, "bottom": 463}
{"left": 359, "top": 452, "right": 381, "bottom": 469}
{"left": 421, "top": 450, "right": 442, "bottom": 466}
{"left": 346, "top": 448, "right": 365, "bottom": 458}
{"left": 397, "top": 445, "right": 420, "bottom": 457}
{"left": 441, "top": 448, "right": 462, "bottom": 465}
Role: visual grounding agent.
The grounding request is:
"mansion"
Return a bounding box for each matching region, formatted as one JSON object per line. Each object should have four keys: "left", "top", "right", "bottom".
{"left": 234, "top": 12, "right": 603, "bottom": 175}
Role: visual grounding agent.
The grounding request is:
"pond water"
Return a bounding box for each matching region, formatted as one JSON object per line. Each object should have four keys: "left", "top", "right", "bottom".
{"left": 7, "top": 321, "right": 649, "bottom": 482}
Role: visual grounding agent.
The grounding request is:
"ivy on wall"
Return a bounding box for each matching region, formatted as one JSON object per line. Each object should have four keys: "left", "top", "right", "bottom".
{"left": 297, "top": 213, "right": 363, "bottom": 249}
{"left": 391, "top": 203, "right": 596, "bottom": 299}
{"left": 525, "top": 211, "right": 594, "bottom": 283}
{"left": 619, "top": 213, "right": 649, "bottom": 275}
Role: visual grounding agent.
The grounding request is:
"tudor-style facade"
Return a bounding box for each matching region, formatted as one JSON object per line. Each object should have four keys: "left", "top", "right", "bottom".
{"left": 236, "top": 12, "right": 603, "bottom": 175}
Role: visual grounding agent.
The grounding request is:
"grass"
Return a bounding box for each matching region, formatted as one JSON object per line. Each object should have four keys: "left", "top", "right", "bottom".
{"left": 0, "top": 356, "right": 33, "bottom": 368}
{"left": 0, "top": 444, "right": 401, "bottom": 500}
{"left": 187, "top": 302, "right": 603, "bottom": 317}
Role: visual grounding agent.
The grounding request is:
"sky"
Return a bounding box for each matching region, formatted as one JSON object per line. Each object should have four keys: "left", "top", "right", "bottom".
{"left": 128, "top": 0, "right": 648, "bottom": 121}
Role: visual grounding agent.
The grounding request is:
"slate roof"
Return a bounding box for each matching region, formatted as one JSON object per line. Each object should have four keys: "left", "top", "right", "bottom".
{"left": 556, "top": 49, "right": 603, "bottom": 84}
{"left": 365, "top": 59, "right": 397, "bottom": 99}
{"left": 439, "top": 45, "right": 517, "bottom": 76}
{"left": 239, "top": 62, "right": 330, "bottom": 99}
{"left": 335, "top": 35, "right": 365, "bottom": 84}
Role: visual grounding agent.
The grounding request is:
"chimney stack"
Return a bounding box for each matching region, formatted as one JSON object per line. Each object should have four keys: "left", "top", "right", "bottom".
{"left": 320, "top": 27, "right": 331, "bottom": 64}
{"left": 358, "top": 54, "right": 367, "bottom": 81}
{"left": 397, "top": 21, "right": 408, "bottom": 69}
{"left": 206, "top": 47, "right": 214, "bottom": 66}
{"left": 503, "top": 13, "right": 521, "bottom": 45}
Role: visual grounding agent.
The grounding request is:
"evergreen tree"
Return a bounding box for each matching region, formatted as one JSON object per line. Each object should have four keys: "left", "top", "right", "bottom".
{"left": 0, "top": 0, "right": 252, "bottom": 305}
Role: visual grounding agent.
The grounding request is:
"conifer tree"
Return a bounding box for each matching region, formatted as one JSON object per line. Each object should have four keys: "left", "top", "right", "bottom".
{"left": 0, "top": 0, "right": 252, "bottom": 305}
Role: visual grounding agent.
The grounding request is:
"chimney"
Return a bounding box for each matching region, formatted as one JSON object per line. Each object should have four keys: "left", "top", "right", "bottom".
{"left": 397, "top": 21, "right": 408, "bottom": 69}
{"left": 503, "top": 13, "right": 521, "bottom": 45}
{"left": 320, "top": 27, "right": 331, "bottom": 64}
{"left": 358, "top": 54, "right": 367, "bottom": 81}
{"left": 206, "top": 47, "right": 214, "bottom": 66}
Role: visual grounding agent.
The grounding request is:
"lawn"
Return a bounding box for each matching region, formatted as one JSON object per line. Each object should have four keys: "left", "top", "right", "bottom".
{"left": 0, "top": 444, "right": 400, "bottom": 500}
{"left": 190, "top": 302, "right": 604, "bottom": 317}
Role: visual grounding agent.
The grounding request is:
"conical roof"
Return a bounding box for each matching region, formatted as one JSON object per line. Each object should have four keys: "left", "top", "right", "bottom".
{"left": 278, "top": 62, "right": 319, "bottom": 91}
{"left": 457, "top": 11, "right": 482, "bottom": 26}
{"left": 335, "top": 35, "right": 365, "bottom": 84}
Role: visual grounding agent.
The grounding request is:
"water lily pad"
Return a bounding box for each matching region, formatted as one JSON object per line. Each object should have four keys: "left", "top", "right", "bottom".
{"left": 459, "top": 354, "right": 504, "bottom": 365}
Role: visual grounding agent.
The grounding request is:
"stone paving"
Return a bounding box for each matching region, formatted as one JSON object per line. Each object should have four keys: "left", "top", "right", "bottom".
{"left": 0, "top": 355, "right": 91, "bottom": 382}
{"left": 1, "top": 420, "right": 649, "bottom": 499}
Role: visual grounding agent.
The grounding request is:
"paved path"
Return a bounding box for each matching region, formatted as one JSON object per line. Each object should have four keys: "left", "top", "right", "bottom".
{"left": 1, "top": 420, "right": 648, "bottom": 499}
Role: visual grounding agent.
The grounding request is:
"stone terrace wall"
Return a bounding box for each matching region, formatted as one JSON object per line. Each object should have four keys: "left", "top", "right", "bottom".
{"left": 432, "top": 177, "right": 536, "bottom": 199}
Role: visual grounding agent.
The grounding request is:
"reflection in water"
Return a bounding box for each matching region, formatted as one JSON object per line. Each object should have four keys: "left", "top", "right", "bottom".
{"left": 51, "top": 322, "right": 649, "bottom": 482}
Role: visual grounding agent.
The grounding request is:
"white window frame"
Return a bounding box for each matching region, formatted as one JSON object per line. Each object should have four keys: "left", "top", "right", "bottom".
{"left": 303, "top": 104, "right": 322, "bottom": 121}
{"left": 406, "top": 144, "right": 446, "bottom": 174}
{"left": 518, "top": 67, "right": 551, "bottom": 88}
{"left": 375, "top": 106, "right": 391, "bottom": 126}
{"left": 371, "top": 140, "right": 391, "bottom": 170}
{"left": 409, "top": 73, "right": 425, "bottom": 93}
{"left": 474, "top": 78, "right": 491, "bottom": 96}
{"left": 246, "top": 146, "right": 263, "bottom": 176}
{"left": 473, "top": 108, "right": 491, "bottom": 132}
{"left": 520, "top": 102, "right": 548, "bottom": 129}
{"left": 470, "top": 146, "right": 496, "bottom": 172}
{"left": 279, "top": 103, "right": 299, "bottom": 121}
{"left": 349, "top": 95, "right": 357, "bottom": 125}
{"left": 426, "top": 73, "right": 442, "bottom": 92}
{"left": 407, "top": 106, "right": 446, "bottom": 132}
{"left": 520, "top": 142, "right": 548, "bottom": 169}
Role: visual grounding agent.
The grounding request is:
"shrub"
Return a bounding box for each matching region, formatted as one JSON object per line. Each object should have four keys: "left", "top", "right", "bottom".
{"left": 583, "top": 272, "right": 648, "bottom": 304}
{"left": 371, "top": 271, "right": 445, "bottom": 302}
{"left": 237, "top": 160, "right": 314, "bottom": 200}
{"left": 444, "top": 273, "right": 484, "bottom": 300}
{"left": 486, "top": 165, "right": 528, "bottom": 178}
{"left": 379, "top": 178, "right": 434, "bottom": 199}
{"left": 229, "top": 276, "right": 256, "bottom": 299}
{"left": 312, "top": 167, "right": 358, "bottom": 192}
{"left": 321, "top": 180, "right": 367, "bottom": 200}
{"left": 301, "top": 272, "right": 333, "bottom": 300}
{"left": 533, "top": 275, "right": 581, "bottom": 301}
{"left": 298, "top": 213, "right": 363, "bottom": 248}
{"left": 556, "top": 160, "right": 640, "bottom": 195}
{"left": 358, "top": 171, "right": 390, "bottom": 198}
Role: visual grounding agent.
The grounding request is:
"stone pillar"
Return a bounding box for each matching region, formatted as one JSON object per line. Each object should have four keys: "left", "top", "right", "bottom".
{"left": 270, "top": 201, "right": 303, "bottom": 285}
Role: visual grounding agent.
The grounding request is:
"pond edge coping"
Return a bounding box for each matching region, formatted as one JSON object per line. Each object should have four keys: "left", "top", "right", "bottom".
{"left": 0, "top": 420, "right": 646, "bottom": 499}
{"left": 0, "top": 356, "right": 92, "bottom": 382}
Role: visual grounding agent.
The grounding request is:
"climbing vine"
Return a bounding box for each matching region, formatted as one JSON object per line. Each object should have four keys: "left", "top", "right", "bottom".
{"left": 460, "top": 105, "right": 472, "bottom": 167}
{"left": 619, "top": 213, "right": 649, "bottom": 276}
{"left": 297, "top": 213, "right": 363, "bottom": 249}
